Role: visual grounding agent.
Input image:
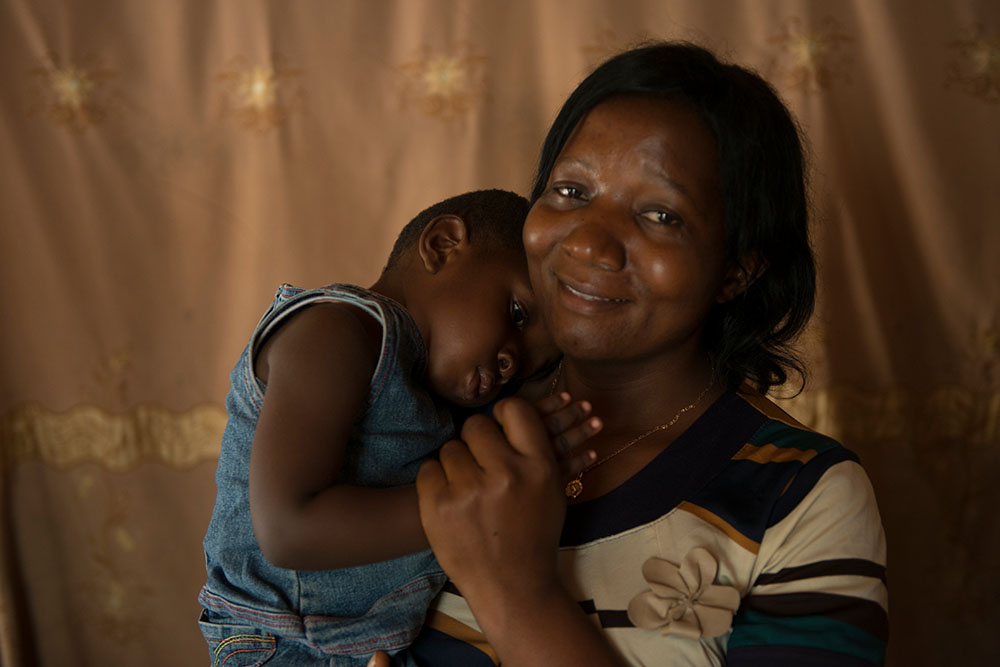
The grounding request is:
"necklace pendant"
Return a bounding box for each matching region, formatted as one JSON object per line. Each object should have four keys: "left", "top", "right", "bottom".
{"left": 565, "top": 475, "right": 583, "bottom": 499}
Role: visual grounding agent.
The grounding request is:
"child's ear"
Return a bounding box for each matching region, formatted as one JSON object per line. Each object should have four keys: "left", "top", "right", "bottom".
{"left": 717, "top": 254, "right": 767, "bottom": 303}
{"left": 418, "top": 214, "right": 470, "bottom": 274}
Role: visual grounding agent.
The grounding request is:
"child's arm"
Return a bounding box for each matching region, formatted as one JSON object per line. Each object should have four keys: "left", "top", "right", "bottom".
{"left": 248, "top": 302, "right": 422, "bottom": 570}
{"left": 248, "top": 302, "right": 599, "bottom": 572}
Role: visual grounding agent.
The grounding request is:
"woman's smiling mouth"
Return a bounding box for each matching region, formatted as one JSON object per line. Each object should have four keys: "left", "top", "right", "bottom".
{"left": 562, "top": 282, "right": 627, "bottom": 302}
{"left": 556, "top": 277, "right": 629, "bottom": 312}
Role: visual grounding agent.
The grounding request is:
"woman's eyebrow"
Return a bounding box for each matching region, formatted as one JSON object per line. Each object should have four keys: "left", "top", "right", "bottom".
{"left": 638, "top": 157, "right": 711, "bottom": 218}
{"left": 552, "top": 155, "right": 597, "bottom": 174}
{"left": 557, "top": 150, "right": 713, "bottom": 220}
{"left": 633, "top": 145, "right": 691, "bottom": 195}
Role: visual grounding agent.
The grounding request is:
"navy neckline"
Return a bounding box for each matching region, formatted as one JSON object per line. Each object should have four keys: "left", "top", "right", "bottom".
{"left": 560, "top": 392, "right": 766, "bottom": 547}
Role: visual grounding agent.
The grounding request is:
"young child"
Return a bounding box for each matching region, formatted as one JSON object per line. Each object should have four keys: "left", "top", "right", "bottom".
{"left": 198, "top": 189, "right": 595, "bottom": 666}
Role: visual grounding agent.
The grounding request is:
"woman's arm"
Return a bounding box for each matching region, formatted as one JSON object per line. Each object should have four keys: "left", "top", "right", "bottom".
{"left": 416, "top": 398, "right": 626, "bottom": 667}
{"left": 727, "top": 455, "right": 888, "bottom": 665}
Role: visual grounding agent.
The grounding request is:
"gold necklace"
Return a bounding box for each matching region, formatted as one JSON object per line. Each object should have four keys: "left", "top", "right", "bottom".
{"left": 558, "top": 371, "right": 713, "bottom": 499}
{"left": 548, "top": 362, "right": 563, "bottom": 395}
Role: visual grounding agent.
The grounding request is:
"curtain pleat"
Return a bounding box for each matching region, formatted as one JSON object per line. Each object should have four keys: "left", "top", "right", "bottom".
{"left": 1, "top": 1, "right": 997, "bottom": 664}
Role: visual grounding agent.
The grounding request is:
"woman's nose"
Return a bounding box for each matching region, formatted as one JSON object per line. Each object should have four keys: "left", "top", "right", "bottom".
{"left": 560, "top": 218, "right": 626, "bottom": 271}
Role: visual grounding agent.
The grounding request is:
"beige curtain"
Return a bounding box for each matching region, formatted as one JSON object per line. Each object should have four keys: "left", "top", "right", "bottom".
{"left": 1, "top": 1, "right": 997, "bottom": 665}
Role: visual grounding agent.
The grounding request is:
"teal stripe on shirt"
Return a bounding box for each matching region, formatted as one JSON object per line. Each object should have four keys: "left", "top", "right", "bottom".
{"left": 729, "top": 609, "right": 886, "bottom": 664}
{"left": 749, "top": 419, "right": 840, "bottom": 454}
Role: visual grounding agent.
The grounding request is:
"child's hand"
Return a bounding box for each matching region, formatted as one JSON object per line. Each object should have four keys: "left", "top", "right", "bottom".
{"left": 533, "top": 392, "right": 601, "bottom": 483}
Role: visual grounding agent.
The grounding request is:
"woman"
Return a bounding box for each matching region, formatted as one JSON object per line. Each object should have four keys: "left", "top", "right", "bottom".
{"left": 400, "top": 42, "right": 888, "bottom": 666}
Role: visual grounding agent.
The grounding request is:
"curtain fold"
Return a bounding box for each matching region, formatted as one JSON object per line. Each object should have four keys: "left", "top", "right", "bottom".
{"left": 1, "top": 1, "right": 997, "bottom": 665}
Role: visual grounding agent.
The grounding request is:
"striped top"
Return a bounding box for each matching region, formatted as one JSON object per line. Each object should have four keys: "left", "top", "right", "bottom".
{"left": 408, "top": 391, "right": 888, "bottom": 666}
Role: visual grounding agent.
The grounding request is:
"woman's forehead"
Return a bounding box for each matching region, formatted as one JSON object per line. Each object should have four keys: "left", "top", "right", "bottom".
{"left": 555, "top": 96, "right": 721, "bottom": 201}
{"left": 565, "top": 96, "right": 714, "bottom": 153}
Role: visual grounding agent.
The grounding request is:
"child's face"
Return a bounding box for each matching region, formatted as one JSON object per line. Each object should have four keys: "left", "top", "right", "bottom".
{"left": 416, "top": 248, "right": 560, "bottom": 408}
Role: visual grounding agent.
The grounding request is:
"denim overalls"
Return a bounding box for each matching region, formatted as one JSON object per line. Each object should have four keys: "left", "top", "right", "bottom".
{"left": 199, "top": 284, "right": 452, "bottom": 666}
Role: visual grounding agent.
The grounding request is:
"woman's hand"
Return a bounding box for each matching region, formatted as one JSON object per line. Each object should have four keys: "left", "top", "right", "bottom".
{"left": 416, "top": 397, "right": 623, "bottom": 665}
{"left": 418, "top": 397, "right": 567, "bottom": 601}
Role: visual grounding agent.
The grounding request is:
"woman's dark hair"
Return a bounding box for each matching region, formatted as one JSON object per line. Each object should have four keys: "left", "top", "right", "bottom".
{"left": 530, "top": 41, "right": 815, "bottom": 395}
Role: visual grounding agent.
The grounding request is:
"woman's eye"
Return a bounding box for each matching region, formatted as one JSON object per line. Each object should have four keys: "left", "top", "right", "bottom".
{"left": 641, "top": 210, "right": 683, "bottom": 226}
{"left": 510, "top": 299, "right": 529, "bottom": 329}
{"left": 554, "top": 185, "right": 584, "bottom": 199}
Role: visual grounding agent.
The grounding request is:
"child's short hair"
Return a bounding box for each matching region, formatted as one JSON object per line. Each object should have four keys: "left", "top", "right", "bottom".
{"left": 384, "top": 189, "right": 530, "bottom": 271}
{"left": 531, "top": 42, "right": 816, "bottom": 395}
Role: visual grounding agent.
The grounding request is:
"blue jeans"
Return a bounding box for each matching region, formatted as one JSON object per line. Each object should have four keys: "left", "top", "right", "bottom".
{"left": 199, "top": 608, "right": 424, "bottom": 666}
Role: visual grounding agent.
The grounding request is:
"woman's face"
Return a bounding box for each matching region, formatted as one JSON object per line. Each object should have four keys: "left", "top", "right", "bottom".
{"left": 524, "top": 95, "right": 739, "bottom": 364}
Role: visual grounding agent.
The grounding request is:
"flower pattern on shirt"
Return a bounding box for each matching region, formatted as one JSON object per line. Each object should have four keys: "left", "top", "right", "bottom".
{"left": 627, "top": 547, "right": 741, "bottom": 639}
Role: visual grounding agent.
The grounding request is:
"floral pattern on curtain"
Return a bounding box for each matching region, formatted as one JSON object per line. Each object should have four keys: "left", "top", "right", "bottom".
{"left": 1, "top": 1, "right": 997, "bottom": 665}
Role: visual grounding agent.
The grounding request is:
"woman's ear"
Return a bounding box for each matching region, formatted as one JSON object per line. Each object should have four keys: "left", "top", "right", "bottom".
{"left": 417, "top": 214, "right": 470, "bottom": 274}
{"left": 717, "top": 255, "right": 767, "bottom": 303}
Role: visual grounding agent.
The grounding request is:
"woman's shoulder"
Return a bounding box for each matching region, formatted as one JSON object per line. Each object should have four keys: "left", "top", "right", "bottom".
{"left": 680, "top": 390, "right": 871, "bottom": 549}
{"left": 731, "top": 390, "right": 857, "bottom": 476}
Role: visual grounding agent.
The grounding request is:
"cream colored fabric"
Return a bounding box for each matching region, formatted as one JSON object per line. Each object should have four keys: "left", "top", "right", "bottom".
{"left": 627, "top": 548, "right": 742, "bottom": 639}
{"left": 0, "top": 1, "right": 997, "bottom": 665}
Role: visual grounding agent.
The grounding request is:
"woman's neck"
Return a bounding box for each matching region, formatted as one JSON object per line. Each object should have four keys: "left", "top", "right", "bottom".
{"left": 558, "top": 354, "right": 720, "bottom": 437}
